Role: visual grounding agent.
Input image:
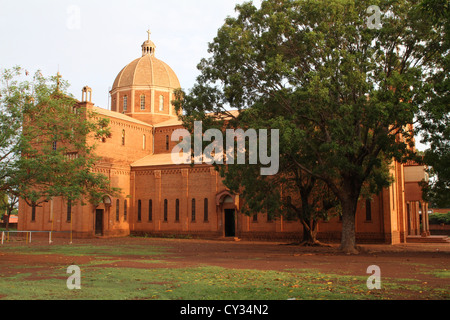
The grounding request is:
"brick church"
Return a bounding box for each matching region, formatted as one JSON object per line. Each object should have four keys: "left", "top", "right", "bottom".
{"left": 18, "top": 32, "right": 431, "bottom": 244}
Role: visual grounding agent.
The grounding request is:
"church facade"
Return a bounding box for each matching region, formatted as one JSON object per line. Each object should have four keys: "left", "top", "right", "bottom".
{"left": 17, "top": 33, "right": 430, "bottom": 244}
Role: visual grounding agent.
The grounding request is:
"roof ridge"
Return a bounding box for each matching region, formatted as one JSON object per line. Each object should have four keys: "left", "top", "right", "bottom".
{"left": 132, "top": 57, "right": 141, "bottom": 86}
{"left": 92, "top": 106, "right": 154, "bottom": 128}
{"left": 159, "top": 59, "right": 172, "bottom": 88}
{"left": 149, "top": 54, "right": 155, "bottom": 89}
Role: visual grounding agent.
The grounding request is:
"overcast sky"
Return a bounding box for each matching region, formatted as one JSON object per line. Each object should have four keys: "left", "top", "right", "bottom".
{"left": 0, "top": 0, "right": 261, "bottom": 108}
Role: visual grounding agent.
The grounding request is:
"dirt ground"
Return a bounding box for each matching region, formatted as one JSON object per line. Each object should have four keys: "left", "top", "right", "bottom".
{"left": 1, "top": 237, "right": 449, "bottom": 299}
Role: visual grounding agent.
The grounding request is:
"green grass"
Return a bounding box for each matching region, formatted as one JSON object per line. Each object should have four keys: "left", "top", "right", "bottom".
{"left": 0, "top": 244, "right": 448, "bottom": 300}
{"left": 1, "top": 264, "right": 447, "bottom": 300}
{"left": 427, "top": 269, "right": 450, "bottom": 278}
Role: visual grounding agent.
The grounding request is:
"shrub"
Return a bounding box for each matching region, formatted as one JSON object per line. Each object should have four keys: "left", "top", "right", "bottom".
{"left": 428, "top": 213, "right": 450, "bottom": 225}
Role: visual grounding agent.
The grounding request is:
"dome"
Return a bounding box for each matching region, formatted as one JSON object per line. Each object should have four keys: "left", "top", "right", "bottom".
{"left": 112, "top": 30, "right": 180, "bottom": 90}
{"left": 112, "top": 54, "right": 180, "bottom": 90}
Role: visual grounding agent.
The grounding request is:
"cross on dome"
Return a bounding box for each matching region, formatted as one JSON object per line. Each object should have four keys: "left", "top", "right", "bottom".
{"left": 142, "top": 30, "right": 156, "bottom": 57}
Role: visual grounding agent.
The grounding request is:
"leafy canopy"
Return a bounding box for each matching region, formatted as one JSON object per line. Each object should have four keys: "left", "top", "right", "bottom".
{"left": 175, "top": 0, "right": 446, "bottom": 252}
{"left": 0, "top": 66, "right": 119, "bottom": 208}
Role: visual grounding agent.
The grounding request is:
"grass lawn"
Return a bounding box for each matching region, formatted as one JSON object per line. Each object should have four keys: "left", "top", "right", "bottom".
{"left": 0, "top": 242, "right": 448, "bottom": 300}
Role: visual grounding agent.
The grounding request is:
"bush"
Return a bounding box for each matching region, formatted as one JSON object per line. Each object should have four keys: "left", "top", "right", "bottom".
{"left": 429, "top": 213, "right": 450, "bottom": 225}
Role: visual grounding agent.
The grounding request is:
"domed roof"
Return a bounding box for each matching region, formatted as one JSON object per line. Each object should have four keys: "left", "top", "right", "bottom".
{"left": 112, "top": 54, "right": 180, "bottom": 90}
{"left": 112, "top": 30, "right": 180, "bottom": 90}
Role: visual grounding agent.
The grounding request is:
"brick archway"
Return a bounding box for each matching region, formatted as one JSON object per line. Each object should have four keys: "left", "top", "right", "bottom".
{"left": 216, "top": 190, "right": 236, "bottom": 207}
{"left": 216, "top": 190, "right": 239, "bottom": 237}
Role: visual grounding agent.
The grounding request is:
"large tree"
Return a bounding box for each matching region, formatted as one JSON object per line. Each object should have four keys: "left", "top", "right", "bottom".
{"left": 416, "top": 0, "right": 449, "bottom": 208}
{"left": 0, "top": 67, "right": 118, "bottom": 215}
{"left": 188, "top": 107, "right": 341, "bottom": 245}
{"left": 175, "top": 0, "right": 445, "bottom": 253}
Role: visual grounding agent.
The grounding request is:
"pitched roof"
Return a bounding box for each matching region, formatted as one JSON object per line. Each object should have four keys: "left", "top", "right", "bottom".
{"left": 154, "top": 109, "right": 242, "bottom": 128}
{"left": 131, "top": 153, "right": 188, "bottom": 167}
{"left": 92, "top": 106, "right": 153, "bottom": 128}
{"left": 154, "top": 117, "right": 183, "bottom": 128}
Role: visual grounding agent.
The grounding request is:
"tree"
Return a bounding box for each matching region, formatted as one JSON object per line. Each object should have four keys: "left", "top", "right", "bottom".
{"left": 194, "top": 107, "right": 340, "bottom": 245}
{"left": 0, "top": 66, "right": 24, "bottom": 194}
{"left": 416, "top": 0, "right": 450, "bottom": 208}
{"left": 0, "top": 193, "right": 8, "bottom": 222}
{"left": 175, "top": 0, "right": 444, "bottom": 253}
{"left": 0, "top": 67, "right": 119, "bottom": 217}
{"left": 0, "top": 191, "right": 18, "bottom": 230}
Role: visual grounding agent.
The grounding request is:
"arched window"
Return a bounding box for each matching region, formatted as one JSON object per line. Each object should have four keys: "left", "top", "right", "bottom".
{"left": 165, "top": 135, "right": 169, "bottom": 151}
{"left": 123, "top": 95, "right": 128, "bottom": 111}
{"left": 124, "top": 200, "right": 128, "bottom": 221}
{"left": 67, "top": 200, "right": 72, "bottom": 222}
{"left": 192, "top": 198, "right": 196, "bottom": 222}
{"left": 137, "top": 200, "right": 142, "bottom": 222}
{"left": 140, "top": 95, "right": 146, "bottom": 110}
{"left": 31, "top": 205, "right": 36, "bottom": 222}
{"left": 175, "top": 199, "right": 180, "bottom": 222}
{"left": 159, "top": 95, "right": 164, "bottom": 111}
{"left": 121, "top": 130, "right": 125, "bottom": 146}
{"left": 204, "top": 198, "right": 209, "bottom": 222}
{"left": 116, "top": 199, "right": 120, "bottom": 222}
{"left": 148, "top": 199, "right": 153, "bottom": 221}
{"left": 365, "top": 199, "right": 372, "bottom": 222}
{"left": 164, "top": 199, "right": 168, "bottom": 222}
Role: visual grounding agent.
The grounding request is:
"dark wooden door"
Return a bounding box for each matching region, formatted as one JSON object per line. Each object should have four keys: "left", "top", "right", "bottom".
{"left": 95, "top": 209, "right": 104, "bottom": 236}
{"left": 225, "top": 209, "right": 235, "bottom": 237}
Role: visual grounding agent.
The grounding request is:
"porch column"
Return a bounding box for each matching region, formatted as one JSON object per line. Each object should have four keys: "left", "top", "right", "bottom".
{"left": 425, "top": 202, "right": 430, "bottom": 236}
{"left": 421, "top": 201, "right": 430, "bottom": 237}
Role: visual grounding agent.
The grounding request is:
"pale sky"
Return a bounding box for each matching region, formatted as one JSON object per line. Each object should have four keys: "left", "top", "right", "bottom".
{"left": 0, "top": 0, "right": 428, "bottom": 151}
{"left": 0, "top": 0, "right": 260, "bottom": 108}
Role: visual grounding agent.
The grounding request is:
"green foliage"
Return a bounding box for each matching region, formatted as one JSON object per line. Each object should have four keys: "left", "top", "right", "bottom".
{"left": 415, "top": 0, "right": 450, "bottom": 208}
{"left": 175, "top": 0, "right": 447, "bottom": 252}
{"left": 428, "top": 213, "right": 450, "bottom": 225}
{"left": 0, "top": 67, "right": 119, "bottom": 209}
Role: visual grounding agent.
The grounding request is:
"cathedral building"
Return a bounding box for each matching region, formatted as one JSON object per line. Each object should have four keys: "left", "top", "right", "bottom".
{"left": 18, "top": 32, "right": 430, "bottom": 244}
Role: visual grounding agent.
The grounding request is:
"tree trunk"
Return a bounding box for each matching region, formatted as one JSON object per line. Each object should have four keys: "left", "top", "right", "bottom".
{"left": 301, "top": 220, "right": 317, "bottom": 244}
{"left": 299, "top": 193, "right": 319, "bottom": 246}
{"left": 5, "top": 214, "right": 9, "bottom": 231}
{"left": 302, "top": 226, "right": 318, "bottom": 245}
{"left": 340, "top": 197, "right": 359, "bottom": 254}
{"left": 300, "top": 219, "right": 329, "bottom": 246}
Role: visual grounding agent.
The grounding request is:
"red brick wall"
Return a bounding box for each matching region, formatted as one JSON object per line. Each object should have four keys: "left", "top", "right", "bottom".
{"left": 154, "top": 126, "right": 184, "bottom": 154}
{"left": 153, "top": 90, "right": 170, "bottom": 115}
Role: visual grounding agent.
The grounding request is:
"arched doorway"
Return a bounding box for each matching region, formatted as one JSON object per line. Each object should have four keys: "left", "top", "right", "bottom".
{"left": 94, "top": 196, "right": 113, "bottom": 237}
{"left": 216, "top": 191, "right": 238, "bottom": 238}
{"left": 95, "top": 209, "right": 104, "bottom": 236}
